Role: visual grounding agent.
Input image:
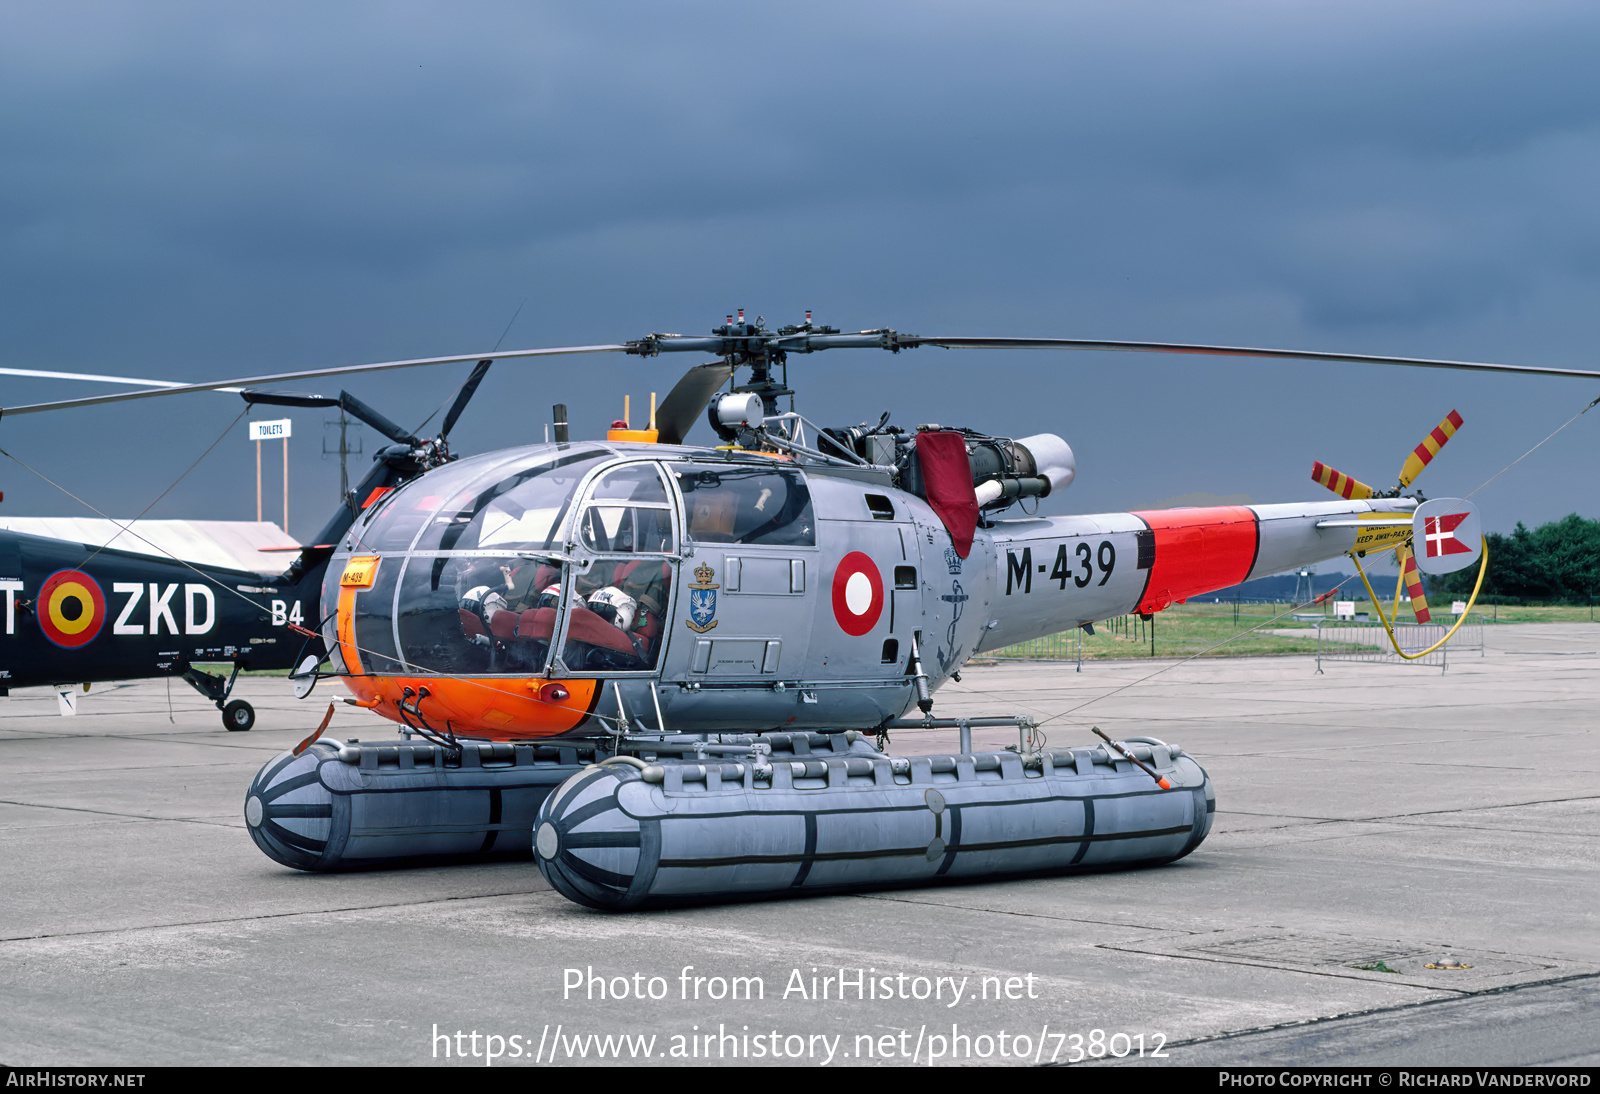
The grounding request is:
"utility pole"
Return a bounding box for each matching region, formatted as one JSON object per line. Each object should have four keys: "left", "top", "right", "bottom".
{"left": 323, "top": 410, "right": 362, "bottom": 502}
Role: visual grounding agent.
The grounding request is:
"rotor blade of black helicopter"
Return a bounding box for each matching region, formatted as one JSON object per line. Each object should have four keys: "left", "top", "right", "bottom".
{"left": 655, "top": 361, "right": 735, "bottom": 446}
{"left": 900, "top": 337, "right": 1600, "bottom": 381}
{"left": 0, "top": 367, "right": 245, "bottom": 392}
{"left": 0, "top": 344, "right": 626, "bottom": 419}
{"left": 439, "top": 359, "right": 493, "bottom": 439}
{"left": 234, "top": 391, "right": 340, "bottom": 408}
{"left": 242, "top": 390, "right": 421, "bottom": 447}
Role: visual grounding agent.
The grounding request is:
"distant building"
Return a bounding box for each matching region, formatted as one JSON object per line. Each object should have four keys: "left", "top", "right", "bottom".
{"left": 0, "top": 518, "right": 299, "bottom": 576}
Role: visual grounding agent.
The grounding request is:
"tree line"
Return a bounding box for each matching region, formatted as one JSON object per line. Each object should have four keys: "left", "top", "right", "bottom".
{"left": 1426, "top": 513, "right": 1600, "bottom": 600}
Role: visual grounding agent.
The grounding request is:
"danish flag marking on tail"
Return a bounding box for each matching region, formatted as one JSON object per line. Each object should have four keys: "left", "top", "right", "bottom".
{"left": 1412, "top": 499, "right": 1481, "bottom": 576}
{"left": 1423, "top": 512, "right": 1473, "bottom": 558}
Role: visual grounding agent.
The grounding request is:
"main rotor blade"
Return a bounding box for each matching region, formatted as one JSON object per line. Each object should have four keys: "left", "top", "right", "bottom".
{"left": 439, "top": 359, "right": 493, "bottom": 439}
{"left": 905, "top": 337, "right": 1600, "bottom": 380}
{"left": 656, "top": 361, "right": 735, "bottom": 446}
{"left": 0, "top": 344, "right": 625, "bottom": 418}
{"left": 0, "top": 367, "right": 243, "bottom": 392}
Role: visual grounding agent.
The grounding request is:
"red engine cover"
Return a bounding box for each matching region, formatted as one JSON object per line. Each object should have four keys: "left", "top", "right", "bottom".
{"left": 917, "top": 430, "right": 979, "bottom": 558}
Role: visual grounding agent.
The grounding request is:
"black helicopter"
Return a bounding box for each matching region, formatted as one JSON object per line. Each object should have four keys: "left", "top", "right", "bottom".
{"left": 0, "top": 364, "right": 495, "bottom": 729}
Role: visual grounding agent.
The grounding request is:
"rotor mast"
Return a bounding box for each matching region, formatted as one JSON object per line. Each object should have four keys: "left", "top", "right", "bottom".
{"left": 625, "top": 309, "right": 912, "bottom": 417}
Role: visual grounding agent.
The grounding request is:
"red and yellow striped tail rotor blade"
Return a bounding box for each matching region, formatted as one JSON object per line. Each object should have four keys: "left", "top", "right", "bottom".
{"left": 1397, "top": 541, "right": 1431, "bottom": 623}
{"left": 1311, "top": 461, "right": 1376, "bottom": 500}
{"left": 1397, "top": 409, "right": 1464, "bottom": 489}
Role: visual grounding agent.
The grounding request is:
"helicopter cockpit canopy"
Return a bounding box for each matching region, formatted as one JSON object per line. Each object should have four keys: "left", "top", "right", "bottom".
{"left": 329, "top": 443, "right": 680, "bottom": 679}
{"left": 325, "top": 442, "right": 822, "bottom": 691}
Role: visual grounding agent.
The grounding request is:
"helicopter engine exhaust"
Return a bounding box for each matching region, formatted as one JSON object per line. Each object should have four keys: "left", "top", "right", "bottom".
{"left": 970, "top": 432, "right": 1075, "bottom": 507}
{"left": 880, "top": 428, "right": 1075, "bottom": 513}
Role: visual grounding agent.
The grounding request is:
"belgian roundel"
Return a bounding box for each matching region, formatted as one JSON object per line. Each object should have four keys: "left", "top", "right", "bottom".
{"left": 38, "top": 569, "right": 106, "bottom": 649}
{"left": 831, "top": 552, "right": 884, "bottom": 637}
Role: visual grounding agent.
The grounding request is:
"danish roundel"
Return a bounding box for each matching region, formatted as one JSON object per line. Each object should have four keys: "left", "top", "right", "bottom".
{"left": 831, "top": 552, "right": 884, "bottom": 637}
{"left": 38, "top": 569, "right": 106, "bottom": 649}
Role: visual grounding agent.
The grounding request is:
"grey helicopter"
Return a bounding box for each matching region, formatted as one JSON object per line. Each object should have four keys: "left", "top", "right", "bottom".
{"left": 4, "top": 311, "right": 1576, "bottom": 906}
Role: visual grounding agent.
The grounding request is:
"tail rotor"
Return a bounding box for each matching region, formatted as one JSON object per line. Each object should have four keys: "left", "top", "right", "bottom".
{"left": 1310, "top": 461, "right": 1376, "bottom": 500}
{"left": 1309, "top": 409, "right": 1465, "bottom": 622}
{"left": 1396, "top": 410, "right": 1465, "bottom": 490}
{"left": 1394, "top": 542, "right": 1432, "bottom": 624}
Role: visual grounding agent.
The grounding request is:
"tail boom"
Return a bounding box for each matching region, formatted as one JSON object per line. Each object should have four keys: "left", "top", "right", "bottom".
{"left": 976, "top": 497, "right": 1415, "bottom": 651}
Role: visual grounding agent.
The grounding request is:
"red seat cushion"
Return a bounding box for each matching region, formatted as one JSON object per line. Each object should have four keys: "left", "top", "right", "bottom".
{"left": 459, "top": 608, "right": 488, "bottom": 640}
{"left": 516, "top": 607, "right": 557, "bottom": 641}
{"left": 564, "top": 606, "right": 638, "bottom": 655}
{"left": 511, "top": 605, "right": 637, "bottom": 656}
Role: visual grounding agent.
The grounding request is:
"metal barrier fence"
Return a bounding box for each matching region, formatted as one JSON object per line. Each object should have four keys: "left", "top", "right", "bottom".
{"left": 1314, "top": 612, "right": 1485, "bottom": 674}
{"left": 986, "top": 629, "right": 1086, "bottom": 665}
{"left": 981, "top": 609, "right": 1487, "bottom": 673}
{"left": 984, "top": 612, "right": 1225, "bottom": 668}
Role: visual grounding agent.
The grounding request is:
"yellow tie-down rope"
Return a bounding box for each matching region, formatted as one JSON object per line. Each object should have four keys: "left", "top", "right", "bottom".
{"left": 1349, "top": 537, "right": 1490, "bottom": 660}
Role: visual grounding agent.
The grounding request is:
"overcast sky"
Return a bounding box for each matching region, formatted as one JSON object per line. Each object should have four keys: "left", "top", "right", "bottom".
{"left": 2, "top": 1, "right": 1598, "bottom": 565}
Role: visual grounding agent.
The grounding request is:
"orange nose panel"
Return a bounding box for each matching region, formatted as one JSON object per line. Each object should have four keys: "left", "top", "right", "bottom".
{"left": 340, "top": 675, "right": 600, "bottom": 740}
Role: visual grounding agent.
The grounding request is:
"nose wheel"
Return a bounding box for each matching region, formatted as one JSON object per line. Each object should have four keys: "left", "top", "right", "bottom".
{"left": 223, "top": 700, "right": 256, "bottom": 732}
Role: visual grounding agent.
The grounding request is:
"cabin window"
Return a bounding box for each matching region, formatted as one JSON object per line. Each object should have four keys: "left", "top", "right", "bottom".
{"left": 576, "top": 464, "right": 676, "bottom": 555}
{"left": 673, "top": 466, "right": 815, "bottom": 547}
{"left": 559, "top": 556, "right": 674, "bottom": 674}
{"left": 395, "top": 553, "right": 567, "bottom": 676}
{"left": 579, "top": 507, "right": 675, "bottom": 554}
{"left": 347, "top": 450, "right": 527, "bottom": 552}
{"left": 562, "top": 462, "right": 677, "bottom": 673}
{"left": 587, "top": 462, "right": 670, "bottom": 505}
{"left": 412, "top": 451, "right": 608, "bottom": 554}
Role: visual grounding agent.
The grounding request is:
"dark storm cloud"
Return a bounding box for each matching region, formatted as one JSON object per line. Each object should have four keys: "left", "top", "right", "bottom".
{"left": 1, "top": 1, "right": 1598, "bottom": 542}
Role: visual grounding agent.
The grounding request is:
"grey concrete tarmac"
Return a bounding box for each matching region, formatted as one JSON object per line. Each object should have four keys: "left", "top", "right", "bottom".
{"left": 1, "top": 624, "right": 1595, "bottom": 1067}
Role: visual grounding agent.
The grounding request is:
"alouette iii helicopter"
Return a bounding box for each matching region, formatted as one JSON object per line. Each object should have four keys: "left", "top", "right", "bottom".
{"left": 4, "top": 312, "right": 1590, "bottom": 908}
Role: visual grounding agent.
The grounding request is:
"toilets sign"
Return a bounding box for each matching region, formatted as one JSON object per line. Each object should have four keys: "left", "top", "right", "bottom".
{"left": 250, "top": 419, "right": 293, "bottom": 528}
{"left": 250, "top": 419, "right": 292, "bottom": 441}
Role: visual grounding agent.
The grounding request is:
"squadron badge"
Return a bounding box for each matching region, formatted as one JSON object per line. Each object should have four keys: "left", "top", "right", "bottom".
{"left": 685, "top": 562, "right": 719, "bottom": 633}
